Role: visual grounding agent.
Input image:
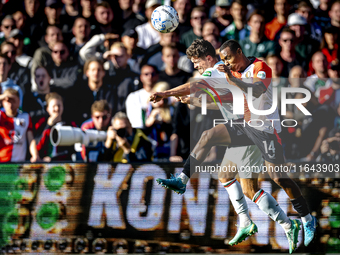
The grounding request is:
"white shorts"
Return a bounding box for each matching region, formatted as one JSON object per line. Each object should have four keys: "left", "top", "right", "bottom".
{"left": 223, "top": 145, "right": 263, "bottom": 178}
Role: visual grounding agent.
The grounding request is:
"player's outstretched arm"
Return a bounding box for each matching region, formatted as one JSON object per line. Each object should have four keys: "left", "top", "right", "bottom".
{"left": 178, "top": 96, "right": 220, "bottom": 110}
{"left": 217, "top": 64, "right": 266, "bottom": 98}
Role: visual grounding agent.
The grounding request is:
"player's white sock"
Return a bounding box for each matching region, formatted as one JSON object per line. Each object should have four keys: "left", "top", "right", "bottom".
{"left": 222, "top": 179, "right": 251, "bottom": 228}
{"left": 178, "top": 172, "right": 189, "bottom": 184}
{"left": 301, "top": 214, "right": 313, "bottom": 223}
{"left": 253, "top": 189, "right": 292, "bottom": 232}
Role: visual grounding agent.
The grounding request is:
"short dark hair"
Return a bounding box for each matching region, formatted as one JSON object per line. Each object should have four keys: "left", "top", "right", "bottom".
{"left": 186, "top": 39, "right": 217, "bottom": 59}
{"left": 220, "top": 39, "right": 242, "bottom": 54}
{"left": 247, "top": 9, "right": 265, "bottom": 22}
{"left": 84, "top": 57, "right": 104, "bottom": 74}
{"left": 140, "top": 64, "right": 159, "bottom": 74}
{"left": 280, "top": 27, "right": 296, "bottom": 37}
{"left": 91, "top": 100, "right": 111, "bottom": 115}
{"left": 96, "top": 1, "right": 112, "bottom": 10}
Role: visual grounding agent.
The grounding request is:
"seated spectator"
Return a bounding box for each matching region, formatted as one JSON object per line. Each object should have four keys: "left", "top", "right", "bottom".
{"left": 22, "top": 66, "right": 53, "bottom": 135}
{"left": 7, "top": 29, "right": 32, "bottom": 69}
{"left": 46, "top": 41, "right": 80, "bottom": 95}
{"left": 126, "top": 64, "right": 159, "bottom": 129}
{"left": 81, "top": 100, "right": 112, "bottom": 162}
{"left": 173, "top": 0, "right": 192, "bottom": 36}
{"left": 0, "top": 88, "right": 39, "bottom": 162}
{"left": 79, "top": 0, "right": 97, "bottom": 24}
{"left": 31, "top": 25, "right": 64, "bottom": 78}
{"left": 295, "top": 0, "right": 322, "bottom": 42}
{"left": 266, "top": 54, "right": 287, "bottom": 100}
{"left": 240, "top": 10, "right": 276, "bottom": 59}
{"left": 180, "top": 6, "right": 207, "bottom": 48}
{"left": 211, "top": 0, "right": 232, "bottom": 33}
{"left": 220, "top": 0, "right": 249, "bottom": 41}
{"left": 67, "top": 57, "right": 116, "bottom": 126}
{"left": 264, "top": 0, "right": 290, "bottom": 41}
{"left": 121, "top": 28, "right": 146, "bottom": 74}
{"left": 60, "top": 0, "right": 80, "bottom": 37}
{"left": 92, "top": 1, "right": 119, "bottom": 35}
{"left": 103, "top": 42, "right": 140, "bottom": 112}
{"left": 304, "top": 51, "right": 329, "bottom": 94}
{"left": 158, "top": 44, "right": 191, "bottom": 88}
{"left": 69, "top": 17, "right": 91, "bottom": 64}
{"left": 314, "top": 0, "right": 331, "bottom": 29}
{"left": 1, "top": 41, "right": 30, "bottom": 90}
{"left": 104, "top": 111, "right": 154, "bottom": 162}
{"left": 278, "top": 27, "right": 306, "bottom": 77}
{"left": 0, "top": 15, "right": 15, "bottom": 45}
{"left": 287, "top": 13, "right": 320, "bottom": 66}
{"left": 35, "top": 92, "right": 76, "bottom": 162}
{"left": 11, "top": 11, "right": 32, "bottom": 55}
{"left": 40, "top": 0, "right": 66, "bottom": 38}
{"left": 117, "top": 0, "right": 144, "bottom": 32}
{"left": 143, "top": 29, "right": 193, "bottom": 73}
{"left": 0, "top": 53, "right": 23, "bottom": 108}
{"left": 320, "top": 26, "right": 339, "bottom": 64}
{"left": 145, "top": 82, "right": 173, "bottom": 161}
{"left": 329, "top": 0, "right": 340, "bottom": 29}
{"left": 135, "top": 0, "right": 161, "bottom": 50}
{"left": 202, "top": 20, "right": 220, "bottom": 39}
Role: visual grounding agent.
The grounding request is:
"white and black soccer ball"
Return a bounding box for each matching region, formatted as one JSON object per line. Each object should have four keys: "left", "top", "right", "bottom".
{"left": 151, "top": 5, "right": 179, "bottom": 33}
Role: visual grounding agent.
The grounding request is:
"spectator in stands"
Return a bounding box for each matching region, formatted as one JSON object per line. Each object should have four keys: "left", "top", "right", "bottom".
{"left": 143, "top": 29, "right": 193, "bottom": 73}
{"left": 180, "top": 6, "right": 207, "bottom": 48}
{"left": 304, "top": 51, "right": 329, "bottom": 95}
{"left": 320, "top": 26, "right": 338, "bottom": 64}
{"left": 329, "top": 0, "right": 340, "bottom": 29}
{"left": 12, "top": 10, "right": 26, "bottom": 33}
{"left": 7, "top": 29, "right": 32, "bottom": 69}
{"left": 42, "top": 0, "right": 64, "bottom": 33}
{"left": 318, "top": 133, "right": 340, "bottom": 162}
{"left": 173, "top": 0, "right": 192, "bottom": 36}
{"left": 135, "top": 0, "right": 161, "bottom": 50}
{"left": 211, "top": 0, "right": 232, "bottom": 33}
{"left": 80, "top": 0, "right": 97, "bottom": 24}
{"left": 278, "top": 28, "right": 306, "bottom": 77}
{"left": 204, "top": 33, "right": 222, "bottom": 50}
{"left": 266, "top": 54, "right": 287, "bottom": 98}
{"left": 69, "top": 17, "right": 91, "bottom": 63}
{"left": 92, "top": 1, "right": 117, "bottom": 35}
{"left": 68, "top": 57, "right": 116, "bottom": 126}
{"left": 22, "top": 66, "right": 55, "bottom": 135}
{"left": 104, "top": 111, "right": 154, "bottom": 162}
{"left": 240, "top": 10, "right": 276, "bottom": 59}
{"left": 264, "top": 0, "right": 290, "bottom": 41}
{"left": 126, "top": 64, "right": 159, "bottom": 129}
{"left": 47, "top": 41, "right": 80, "bottom": 94}
{"left": 35, "top": 92, "right": 75, "bottom": 161}
{"left": 158, "top": 44, "right": 191, "bottom": 88}
{"left": 81, "top": 100, "right": 112, "bottom": 162}
{"left": 220, "top": 0, "right": 249, "bottom": 41}
{"left": 121, "top": 28, "right": 146, "bottom": 74}
{"left": 145, "top": 82, "right": 173, "bottom": 160}
{"left": 314, "top": 0, "right": 331, "bottom": 29}
{"left": 0, "top": 15, "right": 15, "bottom": 45}
{"left": 31, "top": 25, "right": 63, "bottom": 76}
{"left": 287, "top": 13, "right": 320, "bottom": 65}
{"left": 202, "top": 20, "right": 220, "bottom": 38}
{"left": 0, "top": 88, "right": 39, "bottom": 162}
{"left": 23, "top": 0, "right": 42, "bottom": 45}
{"left": 118, "top": 0, "right": 144, "bottom": 32}
{"left": 0, "top": 53, "right": 23, "bottom": 107}
{"left": 103, "top": 42, "right": 139, "bottom": 112}
{"left": 296, "top": 0, "right": 322, "bottom": 42}
{"left": 61, "top": 0, "right": 79, "bottom": 21}
{"left": 1, "top": 41, "right": 30, "bottom": 89}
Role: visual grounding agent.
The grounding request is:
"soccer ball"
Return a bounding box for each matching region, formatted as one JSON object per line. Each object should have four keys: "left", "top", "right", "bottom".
{"left": 151, "top": 5, "right": 179, "bottom": 33}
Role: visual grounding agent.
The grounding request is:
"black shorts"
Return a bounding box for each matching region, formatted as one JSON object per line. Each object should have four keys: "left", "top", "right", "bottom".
{"left": 224, "top": 120, "right": 285, "bottom": 164}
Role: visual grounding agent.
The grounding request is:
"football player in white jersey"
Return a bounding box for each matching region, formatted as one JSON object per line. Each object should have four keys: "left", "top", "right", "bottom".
{"left": 150, "top": 39, "right": 316, "bottom": 253}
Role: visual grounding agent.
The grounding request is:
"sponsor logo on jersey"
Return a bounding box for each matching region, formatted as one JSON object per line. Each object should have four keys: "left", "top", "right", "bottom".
{"left": 257, "top": 71, "right": 266, "bottom": 79}
{"left": 202, "top": 71, "right": 212, "bottom": 77}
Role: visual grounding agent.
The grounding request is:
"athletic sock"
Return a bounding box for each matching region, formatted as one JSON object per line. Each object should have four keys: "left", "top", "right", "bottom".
{"left": 222, "top": 179, "right": 251, "bottom": 228}
{"left": 182, "top": 154, "right": 200, "bottom": 178}
{"left": 301, "top": 214, "right": 313, "bottom": 223}
{"left": 178, "top": 172, "right": 189, "bottom": 184}
{"left": 291, "top": 196, "right": 311, "bottom": 222}
{"left": 253, "top": 189, "right": 292, "bottom": 232}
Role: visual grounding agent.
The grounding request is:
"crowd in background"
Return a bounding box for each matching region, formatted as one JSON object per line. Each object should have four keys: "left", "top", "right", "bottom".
{"left": 0, "top": 0, "right": 339, "bottom": 163}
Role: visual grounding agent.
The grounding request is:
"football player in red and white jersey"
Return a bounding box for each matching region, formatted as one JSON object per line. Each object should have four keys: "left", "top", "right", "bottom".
{"left": 150, "top": 39, "right": 317, "bottom": 251}
{"left": 0, "top": 88, "right": 40, "bottom": 162}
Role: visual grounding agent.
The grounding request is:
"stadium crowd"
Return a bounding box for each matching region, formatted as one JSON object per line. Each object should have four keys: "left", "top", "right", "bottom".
{"left": 0, "top": 0, "right": 339, "bottom": 163}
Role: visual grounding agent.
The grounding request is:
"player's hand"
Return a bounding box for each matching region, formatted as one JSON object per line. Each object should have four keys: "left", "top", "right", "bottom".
{"left": 149, "top": 92, "right": 165, "bottom": 103}
{"left": 178, "top": 96, "right": 191, "bottom": 104}
{"left": 217, "top": 64, "right": 234, "bottom": 79}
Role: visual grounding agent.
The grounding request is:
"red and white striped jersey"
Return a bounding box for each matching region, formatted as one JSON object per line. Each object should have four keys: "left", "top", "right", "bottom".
{"left": 230, "top": 57, "right": 281, "bottom": 134}
{"left": 0, "top": 110, "right": 32, "bottom": 162}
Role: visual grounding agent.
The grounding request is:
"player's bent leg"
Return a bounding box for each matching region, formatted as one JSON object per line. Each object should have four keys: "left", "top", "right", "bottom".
{"left": 157, "top": 125, "right": 232, "bottom": 195}
{"left": 265, "top": 161, "right": 317, "bottom": 247}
